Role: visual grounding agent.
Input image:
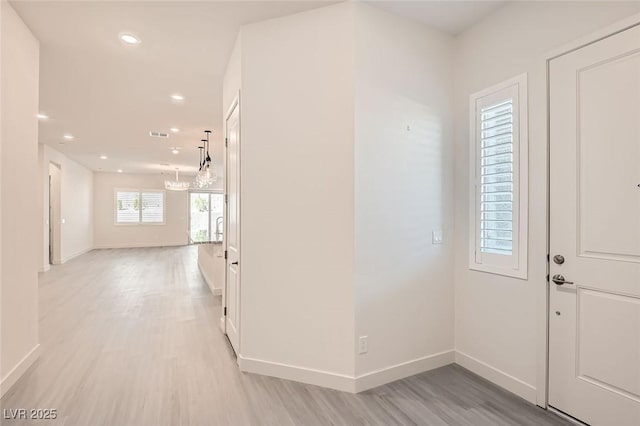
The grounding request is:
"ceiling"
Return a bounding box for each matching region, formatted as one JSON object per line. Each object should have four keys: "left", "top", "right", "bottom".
{"left": 12, "top": 0, "right": 337, "bottom": 175}
{"left": 13, "top": 0, "right": 505, "bottom": 176}
{"left": 372, "top": 1, "right": 506, "bottom": 35}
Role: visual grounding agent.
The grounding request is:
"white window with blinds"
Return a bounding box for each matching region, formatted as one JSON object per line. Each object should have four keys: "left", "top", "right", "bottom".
{"left": 469, "top": 74, "right": 528, "bottom": 279}
{"left": 115, "top": 190, "right": 165, "bottom": 225}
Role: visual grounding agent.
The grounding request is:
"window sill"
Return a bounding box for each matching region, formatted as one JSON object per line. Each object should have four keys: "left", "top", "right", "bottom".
{"left": 469, "top": 263, "right": 528, "bottom": 280}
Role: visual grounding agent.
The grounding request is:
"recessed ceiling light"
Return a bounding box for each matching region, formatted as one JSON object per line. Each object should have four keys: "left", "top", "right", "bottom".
{"left": 63, "top": 134, "right": 74, "bottom": 140}
{"left": 171, "top": 149, "right": 180, "bottom": 155}
{"left": 37, "top": 113, "right": 49, "bottom": 120}
{"left": 117, "top": 169, "right": 123, "bottom": 173}
{"left": 170, "top": 94, "right": 185, "bottom": 102}
{"left": 100, "top": 155, "right": 108, "bottom": 160}
{"left": 170, "top": 127, "right": 180, "bottom": 133}
{"left": 119, "top": 33, "right": 141, "bottom": 45}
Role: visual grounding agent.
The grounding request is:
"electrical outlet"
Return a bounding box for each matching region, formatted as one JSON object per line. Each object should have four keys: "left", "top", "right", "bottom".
{"left": 358, "top": 336, "right": 368, "bottom": 354}
{"left": 432, "top": 230, "right": 443, "bottom": 245}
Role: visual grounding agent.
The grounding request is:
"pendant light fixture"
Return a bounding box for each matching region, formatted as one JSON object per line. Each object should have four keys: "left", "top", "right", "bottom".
{"left": 193, "top": 130, "right": 217, "bottom": 189}
{"left": 165, "top": 168, "right": 190, "bottom": 191}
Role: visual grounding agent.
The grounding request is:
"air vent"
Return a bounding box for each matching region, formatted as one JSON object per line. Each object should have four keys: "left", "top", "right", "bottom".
{"left": 149, "top": 131, "right": 169, "bottom": 138}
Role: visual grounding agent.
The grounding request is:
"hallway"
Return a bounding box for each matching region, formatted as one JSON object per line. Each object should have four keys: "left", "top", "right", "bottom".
{"left": 0, "top": 247, "right": 568, "bottom": 425}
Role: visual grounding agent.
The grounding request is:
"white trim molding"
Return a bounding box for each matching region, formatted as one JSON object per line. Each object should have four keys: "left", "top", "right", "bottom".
{"left": 238, "top": 355, "right": 356, "bottom": 393}
{"left": 354, "top": 350, "right": 455, "bottom": 393}
{"left": 238, "top": 351, "right": 455, "bottom": 394}
{"left": 455, "top": 350, "right": 537, "bottom": 404}
{"left": 0, "top": 344, "right": 41, "bottom": 398}
{"left": 92, "top": 243, "right": 186, "bottom": 249}
{"left": 468, "top": 73, "right": 529, "bottom": 280}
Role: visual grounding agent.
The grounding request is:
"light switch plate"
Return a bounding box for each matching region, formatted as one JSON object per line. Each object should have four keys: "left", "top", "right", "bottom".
{"left": 432, "top": 230, "right": 443, "bottom": 245}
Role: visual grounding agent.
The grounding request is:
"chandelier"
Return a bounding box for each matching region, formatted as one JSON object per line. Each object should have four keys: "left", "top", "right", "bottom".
{"left": 164, "top": 168, "right": 190, "bottom": 191}
{"left": 193, "top": 130, "right": 217, "bottom": 189}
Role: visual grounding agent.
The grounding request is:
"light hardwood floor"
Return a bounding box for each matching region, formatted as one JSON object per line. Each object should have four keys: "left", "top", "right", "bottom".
{"left": 1, "top": 246, "right": 570, "bottom": 425}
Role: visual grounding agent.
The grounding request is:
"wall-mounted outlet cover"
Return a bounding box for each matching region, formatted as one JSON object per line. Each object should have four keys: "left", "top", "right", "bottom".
{"left": 358, "top": 336, "right": 368, "bottom": 354}
{"left": 432, "top": 230, "right": 443, "bottom": 244}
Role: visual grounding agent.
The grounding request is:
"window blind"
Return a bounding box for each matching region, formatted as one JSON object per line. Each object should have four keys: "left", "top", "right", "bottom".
{"left": 116, "top": 191, "right": 140, "bottom": 223}
{"left": 115, "top": 190, "right": 164, "bottom": 224}
{"left": 479, "top": 100, "right": 514, "bottom": 255}
{"left": 141, "top": 192, "right": 164, "bottom": 223}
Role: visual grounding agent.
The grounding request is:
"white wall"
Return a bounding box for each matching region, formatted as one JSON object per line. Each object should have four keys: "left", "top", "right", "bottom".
{"left": 0, "top": 0, "right": 41, "bottom": 397}
{"left": 354, "top": 3, "right": 455, "bottom": 382}
{"left": 452, "top": 1, "right": 640, "bottom": 404}
{"left": 93, "top": 172, "right": 189, "bottom": 248}
{"left": 225, "top": 2, "right": 457, "bottom": 392}
{"left": 222, "top": 33, "right": 241, "bottom": 120}
{"left": 39, "top": 144, "right": 94, "bottom": 268}
{"left": 236, "top": 2, "right": 357, "bottom": 381}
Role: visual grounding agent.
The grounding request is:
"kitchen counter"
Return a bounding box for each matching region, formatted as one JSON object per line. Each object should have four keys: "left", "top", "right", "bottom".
{"left": 197, "top": 242, "right": 225, "bottom": 295}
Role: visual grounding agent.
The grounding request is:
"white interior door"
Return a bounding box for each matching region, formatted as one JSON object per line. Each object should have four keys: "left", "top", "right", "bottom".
{"left": 224, "top": 98, "right": 240, "bottom": 355}
{"left": 549, "top": 24, "right": 640, "bottom": 426}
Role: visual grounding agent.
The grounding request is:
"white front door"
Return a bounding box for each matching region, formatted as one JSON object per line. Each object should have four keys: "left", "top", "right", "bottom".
{"left": 224, "top": 98, "right": 241, "bottom": 355}
{"left": 549, "top": 24, "right": 640, "bottom": 426}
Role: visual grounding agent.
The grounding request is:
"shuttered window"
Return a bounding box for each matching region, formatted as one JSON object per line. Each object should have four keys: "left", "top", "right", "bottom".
{"left": 141, "top": 192, "right": 164, "bottom": 223}
{"left": 115, "top": 190, "right": 165, "bottom": 224}
{"left": 480, "top": 100, "right": 514, "bottom": 255}
{"left": 469, "top": 74, "right": 528, "bottom": 279}
{"left": 116, "top": 191, "right": 141, "bottom": 223}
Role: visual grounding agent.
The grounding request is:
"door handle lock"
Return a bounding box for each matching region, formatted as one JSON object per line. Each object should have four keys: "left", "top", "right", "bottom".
{"left": 552, "top": 274, "right": 574, "bottom": 286}
{"left": 231, "top": 261, "right": 238, "bottom": 265}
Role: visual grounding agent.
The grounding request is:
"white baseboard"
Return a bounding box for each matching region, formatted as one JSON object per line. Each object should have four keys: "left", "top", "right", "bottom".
{"left": 455, "top": 350, "right": 537, "bottom": 404}
{"left": 355, "top": 350, "right": 455, "bottom": 392}
{"left": 198, "top": 260, "right": 222, "bottom": 296}
{"left": 93, "top": 242, "right": 187, "bottom": 249}
{"left": 238, "top": 350, "right": 455, "bottom": 394}
{"left": 238, "top": 355, "right": 356, "bottom": 393}
{"left": 237, "top": 350, "right": 535, "bottom": 401}
{"left": 60, "top": 247, "right": 93, "bottom": 264}
{"left": 38, "top": 264, "right": 51, "bottom": 273}
{"left": 0, "top": 344, "right": 41, "bottom": 398}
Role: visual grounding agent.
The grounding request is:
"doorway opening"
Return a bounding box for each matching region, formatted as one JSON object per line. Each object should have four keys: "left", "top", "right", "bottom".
{"left": 48, "top": 162, "right": 61, "bottom": 265}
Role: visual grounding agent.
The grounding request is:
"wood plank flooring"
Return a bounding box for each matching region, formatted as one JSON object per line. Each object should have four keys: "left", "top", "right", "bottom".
{"left": 0, "top": 246, "right": 571, "bottom": 425}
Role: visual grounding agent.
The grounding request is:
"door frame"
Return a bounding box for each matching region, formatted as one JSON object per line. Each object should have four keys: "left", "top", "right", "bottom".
{"left": 222, "top": 92, "right": 241, "bottom": 353}
{"left": 48, "top": 162, "right": 62, "bottom": 265}
{"left": 542, "top": 11, "right": 640, "bottom": 409}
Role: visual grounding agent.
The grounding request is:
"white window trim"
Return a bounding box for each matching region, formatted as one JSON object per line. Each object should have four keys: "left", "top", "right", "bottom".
{"left": 468, "top": 73, "right": 528, "bottom": 279}
{"left": 114, "top": 188, "right": 167, "bottom": 226}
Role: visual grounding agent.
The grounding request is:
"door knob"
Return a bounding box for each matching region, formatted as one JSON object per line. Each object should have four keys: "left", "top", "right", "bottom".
{"left": 552, "top": 274, "right": 574, "bottom": 286}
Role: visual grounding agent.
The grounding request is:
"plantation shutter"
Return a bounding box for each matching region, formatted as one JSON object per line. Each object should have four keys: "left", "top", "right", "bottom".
{"left": 141, "top": 191, "right": 164, "bottom": 223}
{"left": 479, "top": 99, "right": 514, "bottom": 255}
{"left": 116, "top": 191, "right": 140, "bottom": 223}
